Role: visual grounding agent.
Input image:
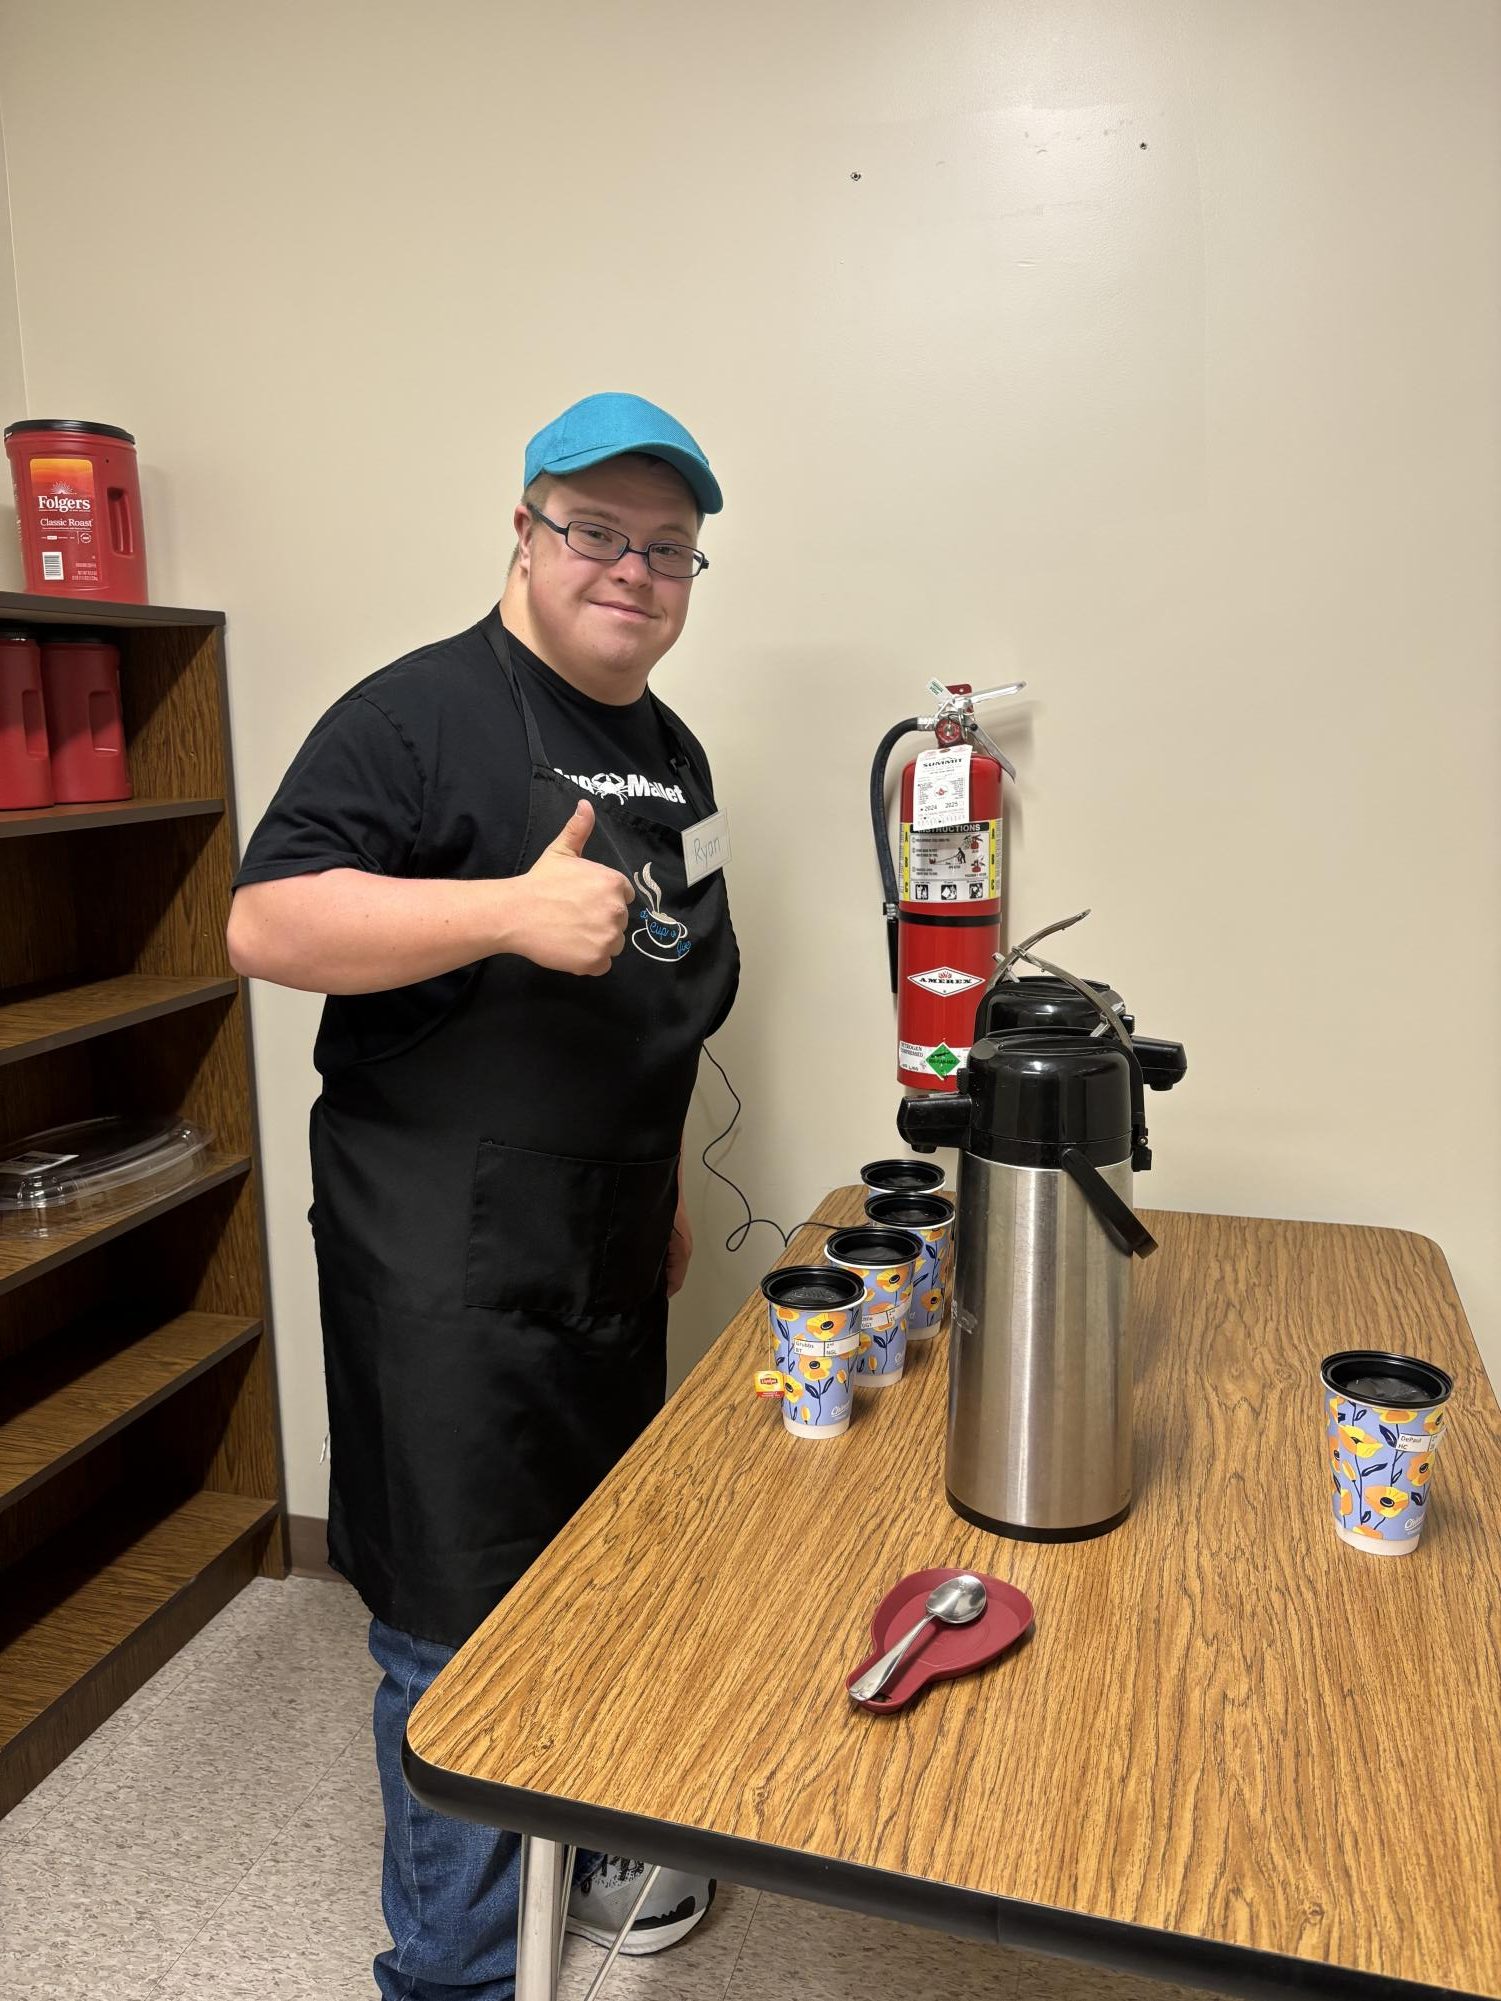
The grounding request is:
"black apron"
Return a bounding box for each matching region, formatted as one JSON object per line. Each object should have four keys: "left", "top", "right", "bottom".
{"left": 312, "top": 620, "right": 739, "bottom": 1647}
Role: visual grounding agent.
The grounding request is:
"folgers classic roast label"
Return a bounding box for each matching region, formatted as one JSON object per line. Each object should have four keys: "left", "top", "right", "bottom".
{"left": 29, "top": 457, "right": 101, "bottom": 587}
{"left": 6, "top": 420, "right": 149, "bottom": 601}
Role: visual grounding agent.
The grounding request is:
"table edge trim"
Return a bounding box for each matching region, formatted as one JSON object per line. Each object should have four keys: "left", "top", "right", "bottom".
{"left": 400, "top": 1741, "right": 1485, "bottom": 2001}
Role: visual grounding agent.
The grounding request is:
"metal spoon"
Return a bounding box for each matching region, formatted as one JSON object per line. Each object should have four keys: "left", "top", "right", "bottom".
{"left": 848, "top": 1572, "right": 987, "bottom": 1703}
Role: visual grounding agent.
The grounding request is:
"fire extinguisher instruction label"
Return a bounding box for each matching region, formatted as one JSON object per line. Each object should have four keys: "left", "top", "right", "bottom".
{"left": 912, "top": 746, "right": 971, "bottom": 829}
{"left": 901, "top": 820, "right": 998, "bottom": 901}
{"left": 29, "top": 455, "right": 101, "bottom": 588}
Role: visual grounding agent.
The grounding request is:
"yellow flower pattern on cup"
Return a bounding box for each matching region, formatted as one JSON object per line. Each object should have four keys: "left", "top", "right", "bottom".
{"left": 902, "top": 1219, "right": 952, "bottom": 1341}
{"left": 827, "top": 1242, "right": 920, "bottom": 1379}
{"left": 765, "top": 1282, "right": 863, "bottom": 1436}
{"left": 1326, "top": 1381, "right": 1447, "bottom": 1549}
{"left": 1337, "top": 1423, "right": 1381, "bottom": 1460}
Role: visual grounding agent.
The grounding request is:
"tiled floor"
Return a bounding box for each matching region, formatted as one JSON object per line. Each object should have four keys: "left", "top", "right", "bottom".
{"left": 0, "top": 1577, "right": 1198, "bottom": 2001}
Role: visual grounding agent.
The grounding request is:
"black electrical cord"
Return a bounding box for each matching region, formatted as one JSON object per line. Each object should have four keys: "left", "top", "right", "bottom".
{"left": 698, "top": 1045, "right": 841, "bottom": 1255}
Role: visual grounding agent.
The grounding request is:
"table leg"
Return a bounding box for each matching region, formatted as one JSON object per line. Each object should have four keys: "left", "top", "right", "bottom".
{"left": 579, "top": 1864, "right": 661, "bottom": 2001}
{"left": 517, "top": 1833, "right": 566, "bottom": 2001}
{"left": 557, "top": 1844, "right": 577, "bottom": 1982}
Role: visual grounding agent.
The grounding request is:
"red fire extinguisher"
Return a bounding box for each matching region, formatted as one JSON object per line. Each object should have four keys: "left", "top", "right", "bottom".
{"left": 872, "top": 682, "right": 1024, "bottom": 1093}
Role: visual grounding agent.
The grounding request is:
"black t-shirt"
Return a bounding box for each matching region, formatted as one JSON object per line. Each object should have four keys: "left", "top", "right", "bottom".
{"left": 233, "top": 611, "right": 718, "bottom": 1073}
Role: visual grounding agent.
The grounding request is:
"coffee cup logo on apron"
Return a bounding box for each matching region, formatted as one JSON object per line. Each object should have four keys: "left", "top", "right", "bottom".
{"left": 632, "top": 862, "right": 692, "bottom": 961}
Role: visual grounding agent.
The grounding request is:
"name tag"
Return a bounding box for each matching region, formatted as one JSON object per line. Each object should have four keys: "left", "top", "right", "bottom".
{"left": 682, "top": 809, "right": 731, "bottom": 885}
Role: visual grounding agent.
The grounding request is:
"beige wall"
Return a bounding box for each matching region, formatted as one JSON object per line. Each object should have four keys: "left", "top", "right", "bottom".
{"left": 0, "top": 101, "right": 24, "bottom": 590}
{"left": 1, "top": 1, "right": 1496, "bottom": 1518}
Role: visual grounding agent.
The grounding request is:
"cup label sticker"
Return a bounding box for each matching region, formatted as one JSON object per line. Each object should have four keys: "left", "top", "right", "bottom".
{"left": 793, "top": 1334, "right": 859, "bottom": 1359}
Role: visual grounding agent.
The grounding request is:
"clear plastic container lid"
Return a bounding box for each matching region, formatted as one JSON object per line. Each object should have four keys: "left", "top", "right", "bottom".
{"left": 0, "top": 1114, "right": 214, "bottom": 1235}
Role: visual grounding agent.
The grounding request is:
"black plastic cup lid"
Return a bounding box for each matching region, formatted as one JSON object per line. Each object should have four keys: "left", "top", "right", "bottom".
{"left": 1320, "top": 1350, "right": 1453, "bottom": 1408}
{"left": 864, "top": 1192, "right": 954, "bottom": 1228}
{"left": 5, "top": 418, "right": 135, "bottom": 444}
{"left": 826, "top": 1226, "right": 924, "bottom": 1268}
{"left": 860, "top": 1158, "right": 946, "bottom": 1194}
{"left": 761, "top": 1266, "right": 866, "bottom": 1309}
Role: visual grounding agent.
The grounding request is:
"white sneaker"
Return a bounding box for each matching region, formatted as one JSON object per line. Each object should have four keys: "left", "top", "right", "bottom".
{"left": 566, "top": 1855, "right": 716, "bottom": 1955}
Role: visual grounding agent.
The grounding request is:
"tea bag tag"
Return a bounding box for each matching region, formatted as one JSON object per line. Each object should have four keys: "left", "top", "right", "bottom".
{"left": 682, "top": 808, "right": 730, "bottom": 885}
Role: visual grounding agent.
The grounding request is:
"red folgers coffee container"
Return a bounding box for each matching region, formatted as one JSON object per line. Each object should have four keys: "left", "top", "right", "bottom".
{"left": 5, "top": 420, "right": 149, "bottom": 602}
{"left": 0, "top": 628, "right": 53, "bottom": 808}
{"left": 40, "top": 636, "right": 132, "bottom": 802}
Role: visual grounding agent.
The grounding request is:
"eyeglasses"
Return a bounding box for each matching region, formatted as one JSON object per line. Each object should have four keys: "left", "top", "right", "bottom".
{"left": 527, "top": 506, "right": 709, "bottom": 580}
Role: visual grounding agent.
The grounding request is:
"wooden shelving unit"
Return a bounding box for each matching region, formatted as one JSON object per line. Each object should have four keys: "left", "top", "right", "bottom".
{"left": 0, "top": 798, "right": 225, "bottom": 839}
{"left": 0, "top": 589, "right": 286, "bottom": 1819}
{"left": 0, "top": 1153, "right": 253, "bottom": 1295}
{"left": 0, "top": 974, "right": 242, "bottom": 1064}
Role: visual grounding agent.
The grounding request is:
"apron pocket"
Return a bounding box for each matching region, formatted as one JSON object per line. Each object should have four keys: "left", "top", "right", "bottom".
{"left": 464, "top": 1140, "right": 678, "bottom": 1318}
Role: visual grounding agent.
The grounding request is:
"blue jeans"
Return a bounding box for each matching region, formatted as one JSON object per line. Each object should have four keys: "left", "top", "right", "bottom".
{"left": 370, "top": 1617, "right": 522, "bottom": 2001}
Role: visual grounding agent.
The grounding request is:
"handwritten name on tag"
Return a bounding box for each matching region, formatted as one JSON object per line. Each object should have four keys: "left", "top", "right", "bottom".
{"left": 682, "top": 809, "right": 731, "bottom": 885}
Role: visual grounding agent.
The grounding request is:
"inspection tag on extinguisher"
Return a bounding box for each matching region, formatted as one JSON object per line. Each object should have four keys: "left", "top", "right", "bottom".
{"left": 912, "top": 746, "right": 972, "bottom": 831}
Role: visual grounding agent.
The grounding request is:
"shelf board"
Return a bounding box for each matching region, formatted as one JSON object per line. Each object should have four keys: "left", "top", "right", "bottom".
{"left": 0, "top": 974, "right": 239, "bottom": 1066}
{"left": 0, "top": 591, "right": 225, "bottom": 629}
{"left": 0, "top": 1152, "right": 252, "bottom": 1297}
{"left": 0, "top": 1489, "right": 275, "bottom": 1750}
{"left": 0, "top": 796, "right": 225, "bottom": 839}
{"left": 0, "top": 1312, "right": 263, "bottom": 1514}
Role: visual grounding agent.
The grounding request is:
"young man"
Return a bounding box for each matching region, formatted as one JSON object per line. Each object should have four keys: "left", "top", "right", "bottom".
{"left": 227, "top": 393, "right": 739, "bottom": 2000}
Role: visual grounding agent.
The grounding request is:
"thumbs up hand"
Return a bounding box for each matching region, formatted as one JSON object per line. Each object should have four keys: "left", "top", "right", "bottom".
{"left": 507, "top": 799, "right": 634, "bottom": 975}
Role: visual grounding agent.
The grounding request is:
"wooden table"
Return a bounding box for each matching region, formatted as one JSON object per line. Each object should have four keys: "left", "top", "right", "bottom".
{"left": 406, "top": 1193, "right": 1501, "bottom": 2001}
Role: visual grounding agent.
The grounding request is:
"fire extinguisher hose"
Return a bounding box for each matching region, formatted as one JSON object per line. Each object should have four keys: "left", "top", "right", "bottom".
{"left": 871, "top": 716, "right": 923, "bottom": 993}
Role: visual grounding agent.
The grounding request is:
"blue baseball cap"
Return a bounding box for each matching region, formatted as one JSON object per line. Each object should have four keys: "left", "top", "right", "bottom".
{"left": 523, "top": 392, "right": 722, "bottom": 516}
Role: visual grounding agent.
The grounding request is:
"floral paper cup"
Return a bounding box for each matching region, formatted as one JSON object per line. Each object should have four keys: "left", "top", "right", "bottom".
{"left": 761, "top": 1267, "right": 866, "bottom": 1439}
{"left": 863, "top": 1192, "right": 955, "bottom": 1340}
{"left": 825, "top": 1226, "right": 923, "bottom": 1389}
{"left": 1321, "top": 1350, "right": 1454, "bottom": 1556}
